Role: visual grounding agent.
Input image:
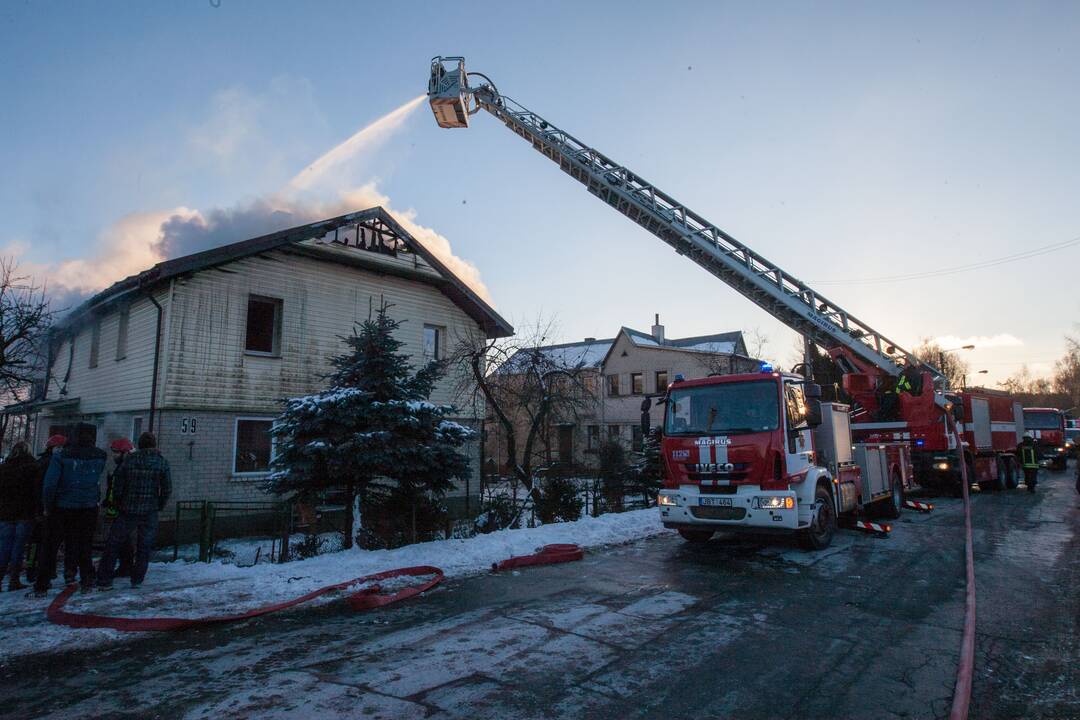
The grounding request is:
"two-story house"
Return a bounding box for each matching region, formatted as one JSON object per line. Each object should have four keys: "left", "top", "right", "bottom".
{"left": 25, "top": 207, "right": 512, "bottom": 525}
{"left": 491, "top": 316, "right": 759, "bottom": 472}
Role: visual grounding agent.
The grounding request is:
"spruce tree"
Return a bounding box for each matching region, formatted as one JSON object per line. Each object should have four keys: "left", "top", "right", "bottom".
{"left": 267, "top": 301, "right": 474, "bottom": 548}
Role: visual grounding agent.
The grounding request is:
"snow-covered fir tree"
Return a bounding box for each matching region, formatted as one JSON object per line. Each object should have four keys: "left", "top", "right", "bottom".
{"left": 267, "top": 301, "right": 475, "bottom": 547}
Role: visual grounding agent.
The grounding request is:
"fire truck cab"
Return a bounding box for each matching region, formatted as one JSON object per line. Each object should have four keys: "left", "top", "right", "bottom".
{"left": 656, "top": 367, "right": 914, "bottom": 550}
{"left": 1023, "top": 407, "right": 1067, "bottom": 470}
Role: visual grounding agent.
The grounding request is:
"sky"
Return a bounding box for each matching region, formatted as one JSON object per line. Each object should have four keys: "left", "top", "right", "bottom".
{"left": 1, "top": 1, "right": 1078, "bottom": 385}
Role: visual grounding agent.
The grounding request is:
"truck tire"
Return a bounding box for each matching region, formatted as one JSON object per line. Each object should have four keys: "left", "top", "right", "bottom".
{"left": 1003, "top": 457, "right": 1018, "bottom": 490}
{"left": 991, "top": 457, "right": 1006, "bottom": 492}
{"left": 678, "top": 529, "right": 714, "bottom": 543}
{"left": 799, "top": 484, "right": 836, "bottom": 551}
{"left": 879, "top": 470, "right": 903, "bottom": 520}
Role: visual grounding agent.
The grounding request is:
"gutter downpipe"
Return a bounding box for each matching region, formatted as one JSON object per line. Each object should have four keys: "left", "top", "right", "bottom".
{"left": 145, "top": 287, "right": 164, "bottom": 433}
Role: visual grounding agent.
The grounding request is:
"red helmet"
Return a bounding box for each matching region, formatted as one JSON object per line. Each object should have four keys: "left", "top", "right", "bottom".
{"left": 109, "top": 438, "right": 135, "bottom": 454}
{"left": 45, "top": 434, "right": 67, "bottom": 449}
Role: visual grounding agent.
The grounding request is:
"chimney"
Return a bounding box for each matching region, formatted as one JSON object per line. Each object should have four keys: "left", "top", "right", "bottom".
{"left": 584, "top": 337, "right": 596, "bottom": 343}
{"left": 651, "top": 313, "right": 665, "bottom": 343}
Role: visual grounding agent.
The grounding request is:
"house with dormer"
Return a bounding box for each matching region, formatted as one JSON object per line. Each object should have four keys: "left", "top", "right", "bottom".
{"left": 491, "top": 316, "right": 759, "bottom": 471}
{"left": 21, "top": 208, "right": 512, "bottom": 524}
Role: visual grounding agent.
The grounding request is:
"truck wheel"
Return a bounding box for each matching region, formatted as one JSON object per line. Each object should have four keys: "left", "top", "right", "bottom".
{"left": 799, "top": 485, "right": 836, "bottom": 551}
{"left": 1003, "top": 457, "right": 1018, "bottom": 489}
{"left": 678, "top": 529, "right": 714, "bottom": 543}
{"left": 880, "top": 471, "right": 903, "bottom": 519}
{"left": 991, "top": 457, "right": 1006, "bottom": 492}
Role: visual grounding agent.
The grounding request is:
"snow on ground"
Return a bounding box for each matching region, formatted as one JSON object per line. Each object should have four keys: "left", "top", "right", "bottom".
{"left": 0, "top": 508, "right": 669, "bottom": 663}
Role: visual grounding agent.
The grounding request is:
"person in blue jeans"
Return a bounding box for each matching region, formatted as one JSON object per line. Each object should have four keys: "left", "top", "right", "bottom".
{"left": 33, "top": 423, "right": 108, "bottom": 596}
{"left": 97, "top": 432, "right": 171, "bottom": 590}
{"left": 0, "top": 441, "right": 40, "bottom": 591}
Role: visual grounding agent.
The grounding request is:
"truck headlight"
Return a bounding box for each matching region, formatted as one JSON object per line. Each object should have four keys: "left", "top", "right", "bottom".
{"left": 934, "top": 461, "right": 950, "bottom": 471}
{"left": 1056, "top": 447, "right": 1065, "bottom": 453}
{"left": 754, "top": 496, "right": 794, "bottom": 510}
{"left": 658, "top": 493, "right": 678, "bottom": 507}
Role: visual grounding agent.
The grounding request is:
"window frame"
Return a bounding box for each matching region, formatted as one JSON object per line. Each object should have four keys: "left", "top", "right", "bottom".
{"left": 655, "top": 370, "right": 669, "bottom": 394}
{"left": 244, "top": 295, "right": 284, "bottom": 357}
{"left": 115, "top": 306, "right": 130, "bottom": 361}
{"left": 422, "top": 324, "right": 445, "bottom": 361}
{"left": 607, "top": 424, "right": 621, "bottom": 441}
{"left": 88, "top": 321, "right": 101, "bottom": 368}
{"left": 586, "top": 424, "right": 600, "bottom": 451}
{"left": 232, "top": 416, "right": 277, "bottom": 477}
{"left": 607, "top": 374, "right": 620, "bottom": 397}
{"left": 631, "top": 424, "right": 644, "bottom": 452}
{"left": 630, "top": 372, "right": 644, "bottom": 395}
{"left": 130, "top": 416, "right": 143, "bottom": 444}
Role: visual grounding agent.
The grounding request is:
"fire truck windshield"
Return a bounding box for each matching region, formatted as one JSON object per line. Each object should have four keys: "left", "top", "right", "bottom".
{"left": 1023, "top": 410, "right": 1062, "bottom": 430}
{"left": 664, "top": 380, "right": 779, "bottom": 436}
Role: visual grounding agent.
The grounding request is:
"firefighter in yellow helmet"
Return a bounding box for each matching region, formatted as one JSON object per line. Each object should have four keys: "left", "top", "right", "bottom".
{"left": 1020, "top": 433, "right": 1039, "bottom": 493}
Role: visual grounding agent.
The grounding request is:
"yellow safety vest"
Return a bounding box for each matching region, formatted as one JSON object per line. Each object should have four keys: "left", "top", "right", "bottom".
{"left": 1021, "top": 445, "right": 1038, "bottom": 469}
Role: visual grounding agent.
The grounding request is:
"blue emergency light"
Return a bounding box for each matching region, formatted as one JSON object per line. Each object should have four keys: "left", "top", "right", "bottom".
{"left": 760, "top": 362, "right": 774, "bottom": 373}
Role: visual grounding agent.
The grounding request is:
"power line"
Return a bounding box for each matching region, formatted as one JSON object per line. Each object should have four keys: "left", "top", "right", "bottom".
{"left": 808, "top": 235, "right": 1080, "bottom": 285}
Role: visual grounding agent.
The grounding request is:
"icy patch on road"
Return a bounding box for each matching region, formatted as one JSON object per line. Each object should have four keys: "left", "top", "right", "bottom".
{"left": 0, "top": 509, "right": 669, "bottom": 662}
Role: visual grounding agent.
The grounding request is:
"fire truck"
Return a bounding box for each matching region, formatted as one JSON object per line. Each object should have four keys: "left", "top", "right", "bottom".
{"left": 1023, "top": 407, "right": 1067, "bottom": 470}
{"left": 427, "top": 57, "right": 986, "bottom": 548}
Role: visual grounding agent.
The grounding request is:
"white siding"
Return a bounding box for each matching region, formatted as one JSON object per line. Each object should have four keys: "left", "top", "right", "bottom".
{"left": 161, "top": 248, "right": 479, "bottom": 414}
{"left": 44, "top": 289, "right": 167, "bottom": 414}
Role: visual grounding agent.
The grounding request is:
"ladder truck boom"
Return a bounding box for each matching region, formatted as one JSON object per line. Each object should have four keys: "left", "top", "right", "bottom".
{"left": 428, "top": 56, "right": 924, "bottom": 380}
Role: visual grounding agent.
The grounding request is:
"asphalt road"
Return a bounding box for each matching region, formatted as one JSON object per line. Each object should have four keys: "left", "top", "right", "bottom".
{"left": 2, "top": 466, "right": 1076, "bottom": 720}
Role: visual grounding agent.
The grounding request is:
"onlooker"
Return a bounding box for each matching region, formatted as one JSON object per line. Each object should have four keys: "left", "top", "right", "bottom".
{"left": 23, "top": 434, "right": 65, "bottom": 586}
{"left": 97, "top": 432, "right": 171, "bottom": 590}
{"left": 33, "top": 423, "right": 107, "bottom": 596}
{"left": 0, "top": 442, "right": 40, "bottom": 591}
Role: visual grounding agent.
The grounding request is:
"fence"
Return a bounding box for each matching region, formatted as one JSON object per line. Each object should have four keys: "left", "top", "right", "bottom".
{"left": 173, "top": 500, "right": 292, "bottom": 563}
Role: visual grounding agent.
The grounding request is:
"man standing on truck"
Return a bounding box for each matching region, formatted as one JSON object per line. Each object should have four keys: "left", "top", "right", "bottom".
{"left": 1020, "top": 434, "right": 1039, "bottom": 493}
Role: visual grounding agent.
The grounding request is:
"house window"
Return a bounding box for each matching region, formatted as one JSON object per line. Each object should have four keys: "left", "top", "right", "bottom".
{"left": 88, "top": 321, "right": 101, "bottom": 368}
{"left": 631, "top": 373, "right": 643, "bottom": 395}
{"left": 244, "top": 295, "right": 283, "bottom": 356}
{"left": 423, "top": 325, "right": 443, "bottom": 361}
{"left": 655, "top": 370, "right": 669, "bottom": 393}
{"left": 608, "top": 424, "right": 621, "bottom": 441}
{"left": 607, "top": 374, "right": 620, "bottom": 397}
{"left": 131, "top": 417, "right": 143, "bottom": 443}
{"left": 116, "top": 307, "right": 130, "bottom": 361}
{"left": 234, "top": 418, "right": 274, "bottom": 475}
{"left": 587, "top": 425, "right": 600, "bottom": 450}
{"left": 632, "top": 425, "right": 643, "bottom": 452}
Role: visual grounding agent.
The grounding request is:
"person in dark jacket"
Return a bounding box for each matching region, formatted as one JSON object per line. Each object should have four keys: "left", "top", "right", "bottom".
{"left": 32, "top": 423, "right": 107, "bottom": 596}
{"left": 97, "top": 432, "right": 171, "bottom": 590}
{"left": 0, "top": 442, "right": 40, "bottom": 591}
{"left": 23, "top": 434, "right": 65, "bottom": 585}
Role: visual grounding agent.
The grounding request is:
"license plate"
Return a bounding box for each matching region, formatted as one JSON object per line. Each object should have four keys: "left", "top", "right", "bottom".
{"left": 699, "top": 497, "right": 733, "bottom": 507}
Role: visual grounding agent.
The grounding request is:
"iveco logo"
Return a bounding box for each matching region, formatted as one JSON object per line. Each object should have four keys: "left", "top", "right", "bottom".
{"left": 692, "top": 463, "right": 735, "bottom": 473}
{"left": 694, "top": 437, "right": 731, "bottom": 446}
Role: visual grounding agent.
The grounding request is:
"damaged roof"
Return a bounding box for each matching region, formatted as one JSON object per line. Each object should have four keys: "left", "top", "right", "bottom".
{"left": 57, "top": 206, "right": 513, "bottom": 338}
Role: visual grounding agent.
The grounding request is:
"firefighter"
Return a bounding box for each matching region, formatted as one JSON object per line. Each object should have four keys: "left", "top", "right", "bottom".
{"left": 101, "top": 438, "right": 136, "bottom": 579}
{"left": 1020, "top": 434, "right": 1039, "bottom": 493}
{"left": 23, "top": 434, "right": 66, "bottom": 585}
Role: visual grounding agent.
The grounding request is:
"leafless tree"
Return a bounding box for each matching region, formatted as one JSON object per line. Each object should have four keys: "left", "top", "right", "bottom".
{"left": 450, "top": 319, "right": 597, "bottom": 507}
{"left": 0, "top": 258, "right": 54, "bottom": 451}
{"left": 912, "top": 338, "right": 970, "bottom": 390}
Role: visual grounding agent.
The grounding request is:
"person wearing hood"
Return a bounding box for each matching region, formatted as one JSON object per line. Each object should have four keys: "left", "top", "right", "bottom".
{"left": 32, "top": 423, "right": 107, "bottom": 596}
{"left": 0, "top": 442, "right": 40, "bottom": 591}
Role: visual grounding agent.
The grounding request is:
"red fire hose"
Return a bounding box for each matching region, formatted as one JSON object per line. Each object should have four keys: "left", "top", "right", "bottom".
{"left": 47, "top": 565, "right": 444, "bottom": 632}
{"left": 491, "top": 543, "right": 584, "bottom": 571}
{"left": 947, "top": 415, "right": 976, "bottom": 720}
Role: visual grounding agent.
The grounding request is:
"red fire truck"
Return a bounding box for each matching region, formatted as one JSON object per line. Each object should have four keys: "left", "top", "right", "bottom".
{"left": 426, "top": 57, "right": 1007, "bottom": 547}
{"left": 1023, "top": 407, "right": 1067, "bottom": 470}
{"left": 849, "top": 383, "right": 1023, "bottom": 491}
{"left": 654, "top": 369, "right": 912, "bottom": 549}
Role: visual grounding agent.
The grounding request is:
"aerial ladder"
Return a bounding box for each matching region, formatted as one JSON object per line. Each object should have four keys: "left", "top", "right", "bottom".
{"left": 428, "top": 57, "right": 936, "bottom": 386}
{"left": 427, "top": 56, "right": 963, "bottom": 495}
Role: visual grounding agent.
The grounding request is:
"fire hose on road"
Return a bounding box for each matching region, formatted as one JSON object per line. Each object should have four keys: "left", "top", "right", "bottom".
{"left": 46, "top": 543, "right": 586, "bottom": 632}
{"left": 947, "top": 415, "right": 977, "bottom": 720}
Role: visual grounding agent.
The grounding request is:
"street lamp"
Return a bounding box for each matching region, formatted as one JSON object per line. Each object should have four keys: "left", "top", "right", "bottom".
{"left": 938, "top": 345, "right": 975, "bottom": 389}
{"left": 963, "top": 369, "right": 988, "bottom": 390}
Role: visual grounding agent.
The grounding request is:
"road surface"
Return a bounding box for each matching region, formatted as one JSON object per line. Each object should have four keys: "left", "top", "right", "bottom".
{"left": 1, "top": 466, "right": 1076, "bottom": 719}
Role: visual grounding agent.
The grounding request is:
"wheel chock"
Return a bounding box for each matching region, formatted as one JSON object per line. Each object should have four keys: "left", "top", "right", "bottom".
{"left": 842, "top": 519, "right": 892, "bottom": 536}
{"left": 903, "top": 500, "right": 934, "bottom": 512}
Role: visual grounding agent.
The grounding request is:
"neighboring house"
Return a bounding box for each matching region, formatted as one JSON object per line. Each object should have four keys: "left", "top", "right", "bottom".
{"left": 490, "top": 316, "right": 759, "bottom": 472}
{"left": 21, "top": 207, "right": 512, "bottom": 526}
